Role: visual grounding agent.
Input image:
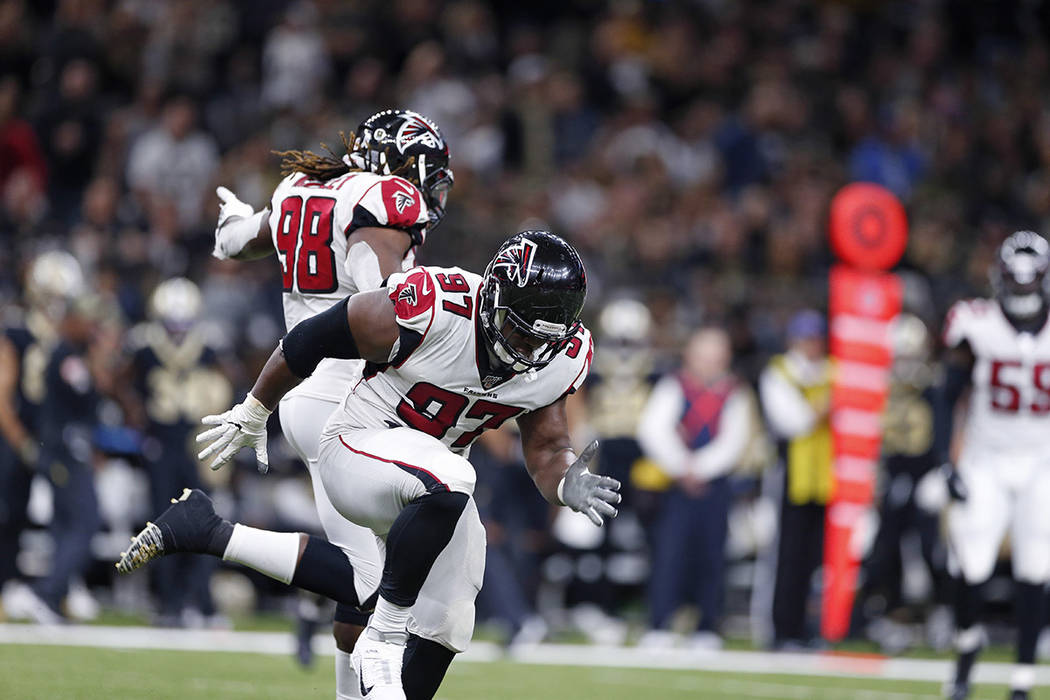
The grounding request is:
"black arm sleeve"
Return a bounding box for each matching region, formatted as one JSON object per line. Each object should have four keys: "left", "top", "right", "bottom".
{"left": 281, "top": 297, "right": 361, "bottom": 379}
{"left": 932, "top": 340, "right": 974, "bottom": 464}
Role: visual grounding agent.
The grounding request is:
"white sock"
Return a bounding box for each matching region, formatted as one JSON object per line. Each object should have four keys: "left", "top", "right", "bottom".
{"left": 370, "top": 595, "right": 410, "bottom": 637}
{"left": 954, "top": 625, "right": 984, "bottom": 653}
{"left": 335, "top": 648, "right": 362, "bottom": 699}
{"left": 221, "top": 524, "right": 300, "bottom": 584}
{"left": 1011, "top": 663, "right": 1035, "bottom": 691}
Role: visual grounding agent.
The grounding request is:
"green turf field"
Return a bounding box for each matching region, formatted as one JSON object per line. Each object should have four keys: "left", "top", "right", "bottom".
{"left": 0, "top": 644, "right": 1019, "bottom": 700}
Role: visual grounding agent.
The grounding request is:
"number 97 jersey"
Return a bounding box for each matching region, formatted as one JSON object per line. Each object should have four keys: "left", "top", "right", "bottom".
{"left": 324, "top": 266, "right": 593, "bottom": 456}
{"left": 943, "top": 298, "right": 1050, "bottom": 473}
{"left": 267, "top": 171, "right": 430, "bottom": 331}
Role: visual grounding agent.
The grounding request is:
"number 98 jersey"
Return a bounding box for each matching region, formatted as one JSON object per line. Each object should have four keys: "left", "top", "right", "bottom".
{"left": 269, "top": 170, "right": 430, "bottom": 402}
{"left": 323, "top": 266, "right": 593, "bottom": 456}
{"left": 943, "top": 298, "right": 1050, "bottom": 474}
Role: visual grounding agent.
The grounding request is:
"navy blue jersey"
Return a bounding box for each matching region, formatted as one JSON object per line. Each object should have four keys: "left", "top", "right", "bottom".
{"left": 128, "top": 323, "right": 233, "bottom": 454}
{"left": 39, "top": 341, "right": 100, "bottom": 464}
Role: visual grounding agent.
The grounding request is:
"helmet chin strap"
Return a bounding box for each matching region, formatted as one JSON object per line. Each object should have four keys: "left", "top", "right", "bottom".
{"left": 490, "top": 339, "right": 531, "bottom": 373}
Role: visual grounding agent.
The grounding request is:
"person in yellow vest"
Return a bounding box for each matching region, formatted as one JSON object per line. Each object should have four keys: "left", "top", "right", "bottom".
{"left": 758, "top": 309, "right": 833, "bottom": 648}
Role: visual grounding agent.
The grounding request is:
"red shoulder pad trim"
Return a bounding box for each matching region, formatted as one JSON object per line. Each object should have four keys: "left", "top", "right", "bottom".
{"left": 380, "top": 178, "right": 423, "bottom": 229}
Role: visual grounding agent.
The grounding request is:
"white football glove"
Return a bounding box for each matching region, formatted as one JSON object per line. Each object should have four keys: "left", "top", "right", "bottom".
{"left": 213, "top": 186, "right": 257, "bottom": 260}
{"left": 557, "top": 440, "right": 622, "bottom": 527}
{"left": 197, "top": 393, "right": 272, "bottom": 473}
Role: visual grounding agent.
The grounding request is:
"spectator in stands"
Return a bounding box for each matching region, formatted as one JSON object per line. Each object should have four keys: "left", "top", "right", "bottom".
{"left": 759, "top": 310, "right": 834, "bottom": 649}
{"left": 126, "top": 94, "right": 218, "bottom": 233}
{"left": 636, "top": 326, "right": 752, "bottom": 649}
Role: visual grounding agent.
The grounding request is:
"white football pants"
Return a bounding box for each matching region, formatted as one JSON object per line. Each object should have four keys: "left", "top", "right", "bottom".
{"left": 280, "top": 393, "right": 485, "bottom": 652}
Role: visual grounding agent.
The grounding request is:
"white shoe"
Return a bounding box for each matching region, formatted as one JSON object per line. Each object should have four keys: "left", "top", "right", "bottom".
{"left": 351, "top": 628, "right": 407, "bottom": 699}
{"left": 66, "top": 579, "right": 100, "bottom": 622}
{"left": 636, "top": 629, "right": 679, "bottom": 649}
{"left": 2, "top": 581, "right": 64, "bottom": 625}
{"left": 510, "top": 615, "right": 548, "bottom": 647}
{"left": 571, "top": 604, "right": 628, "bottom": 646}
{"left": 689, "top": 631, "right": 724, "bottom": 651}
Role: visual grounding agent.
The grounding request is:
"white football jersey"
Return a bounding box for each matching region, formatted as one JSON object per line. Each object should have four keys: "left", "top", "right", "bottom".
{"left": 943, "top": 298, "right": 1050, "bottom": 462}
{"left": 268, "top": 170, "right": 429, "bottom": 401}
{"left": 323, "top": 266, "right": 593, "bottom": 456}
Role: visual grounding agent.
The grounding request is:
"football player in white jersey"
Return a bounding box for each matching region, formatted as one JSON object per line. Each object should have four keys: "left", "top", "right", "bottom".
{"left": 122, "top": 109, "right": 478, "bottom": 699}
{"left": 120, "top": 232, "right": 620, "bottom": 699}
{"left": 938, "top": 231, "right": 1050, "bottom": 700}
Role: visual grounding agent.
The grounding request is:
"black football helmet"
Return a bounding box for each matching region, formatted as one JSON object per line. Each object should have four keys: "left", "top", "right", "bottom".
{"left": 351, "top": 109, "right": 454, "bottom": 228}
{"left": 480, "top": 231, "right": 587, "bottom": 372}
{"left": 991, "top": 230, "right": 1050, "bottom": 320}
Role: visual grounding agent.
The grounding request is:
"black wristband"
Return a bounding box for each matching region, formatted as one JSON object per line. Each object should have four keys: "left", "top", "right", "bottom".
{"left": 282, "top": 296, "right": 361, "bottom": 379}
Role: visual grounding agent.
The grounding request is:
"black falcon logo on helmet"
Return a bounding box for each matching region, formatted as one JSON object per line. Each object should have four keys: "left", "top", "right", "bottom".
{"left": 491, "top": 238, "right": 537, "bottom": 288}
{"left": 395, "top": 115, "right": 442, "bottom": 153}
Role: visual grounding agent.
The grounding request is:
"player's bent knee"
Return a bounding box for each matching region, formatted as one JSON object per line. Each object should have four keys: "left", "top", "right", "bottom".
{"left": 429, "top": 452, "right": 476, "bottom": 496}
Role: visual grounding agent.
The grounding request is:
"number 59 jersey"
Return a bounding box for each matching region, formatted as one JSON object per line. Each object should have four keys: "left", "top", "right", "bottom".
{"left": 943, "top": 298, "right": 1050, "bottom": 470}
{"left": 268, "top": 170, "right": 430, "bottom": 402}
{"left": 323, "top": 266, "right": 594, "bottom": 456}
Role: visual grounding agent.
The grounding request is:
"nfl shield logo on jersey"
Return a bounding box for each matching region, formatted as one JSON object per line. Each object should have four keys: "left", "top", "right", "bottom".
{"left": 491, "top": 237, "right": 537, "bottom": 287}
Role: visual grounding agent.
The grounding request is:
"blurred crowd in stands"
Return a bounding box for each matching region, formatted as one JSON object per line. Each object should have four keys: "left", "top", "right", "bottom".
{"left": 2, "top": 0, "right": 1049, "bottom": 655}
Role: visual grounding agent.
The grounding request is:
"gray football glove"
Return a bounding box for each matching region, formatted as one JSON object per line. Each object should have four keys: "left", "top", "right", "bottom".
{"left": 558, "top": 440, "right": 622, "bottom": 527}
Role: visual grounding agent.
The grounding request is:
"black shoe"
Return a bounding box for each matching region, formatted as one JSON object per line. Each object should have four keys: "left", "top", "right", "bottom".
{"left": 1008, "top": 690, "right": 1029, "bottom": 700}
{"left": 943, "top": 682, "right": 970, "bottom": 700}
{"left": 116, "top": 489, "right": 232, "bottom": 573}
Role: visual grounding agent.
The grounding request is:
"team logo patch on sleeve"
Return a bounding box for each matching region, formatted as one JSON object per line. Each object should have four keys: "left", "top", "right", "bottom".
{"left": 491, "top": 237, "right": 537, "bottom": 287}
{"left": 380, "top": 179, "right": 423, "bottom": 228}
{"left": 390, "top": 268, "right": 435, "bottom": 319}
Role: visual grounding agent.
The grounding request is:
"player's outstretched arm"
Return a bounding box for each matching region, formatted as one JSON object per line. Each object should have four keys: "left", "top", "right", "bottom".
{"left": 212, "top": 186, "right": 273, "bottom": 261}
{"left": 197, "top": 289, "right": 399, "bottom": 472}
{"left": 518, "top": 398, "right": 621, "bottom": 526}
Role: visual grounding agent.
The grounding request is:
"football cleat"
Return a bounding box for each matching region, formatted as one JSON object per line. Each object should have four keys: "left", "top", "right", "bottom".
{"left": 352, "top": 627, "right": 407, "bottom": 699}
{"left": 1008, "top": 690, "right": 1030, "bottom": 700}
{"left": 115, "top": 488, "right": 232, "bottom": 574}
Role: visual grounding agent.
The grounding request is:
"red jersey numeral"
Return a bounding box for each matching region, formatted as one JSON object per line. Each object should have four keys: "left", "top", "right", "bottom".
{"left": 450, "top": 399, "right": 525, "bottom": 449}
{"left": 395, "top": 382, "right": 523, "bottom": 446}
{"left": 436, "top": 272, "right": 473, "bottom": 319}
{"left": 989, "top": 360, "right": 1050, "bottom": 413}
{"left": 396, "top": 382, "right": 469, "bottom": 439}
{"left": 275, "top": 195, "right": 338, "bottom": 294}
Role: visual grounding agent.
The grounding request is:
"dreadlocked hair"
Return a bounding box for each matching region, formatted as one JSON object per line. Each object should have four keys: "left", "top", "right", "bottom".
{"left": 274, "top": 132, "right": 357, "bottom": 181}
{"left": 274, "top": 131, "right": 419, "bottom": 182}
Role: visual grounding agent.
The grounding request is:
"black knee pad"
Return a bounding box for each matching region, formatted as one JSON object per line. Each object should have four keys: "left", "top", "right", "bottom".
{"left": 380, "top": 491, "right": 469, "bottom": 607}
